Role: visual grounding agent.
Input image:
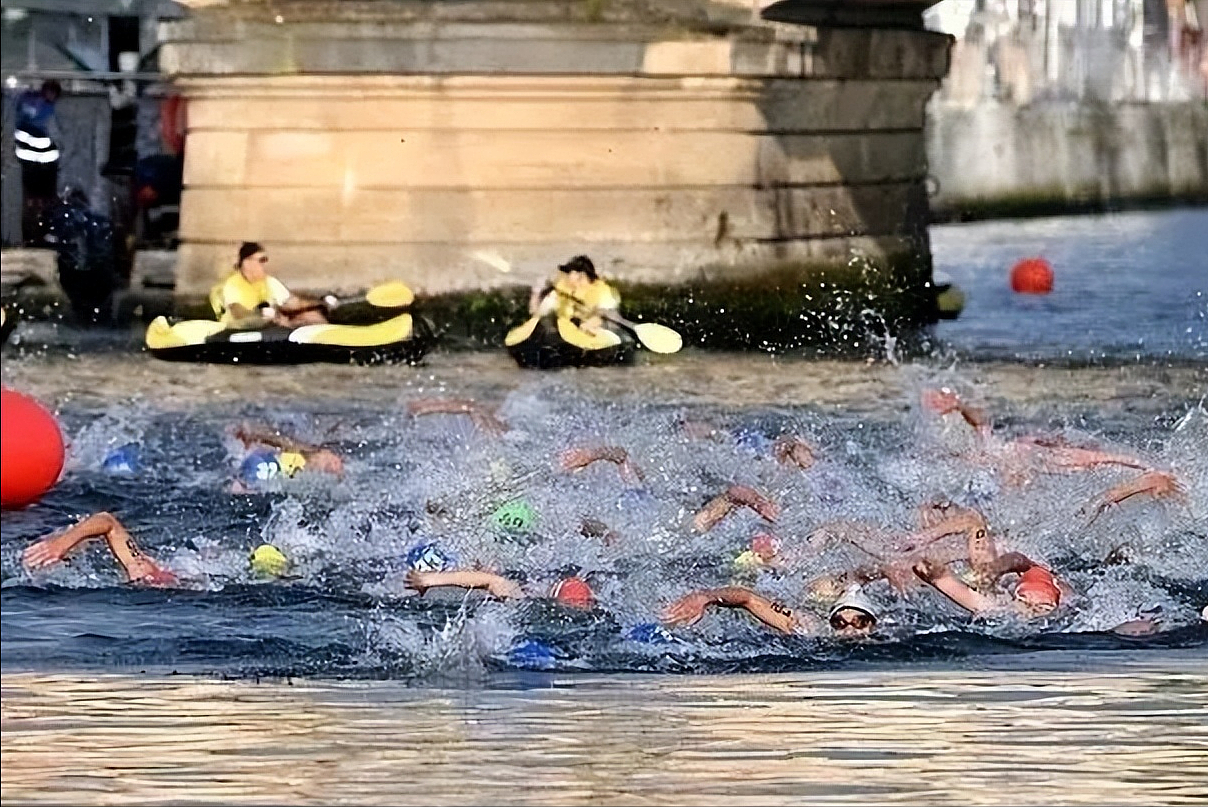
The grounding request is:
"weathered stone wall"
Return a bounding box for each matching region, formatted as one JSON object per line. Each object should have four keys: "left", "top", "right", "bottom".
{"left": 928, "top": 100, "right": 1208, "bottom": 219}
{"left": 160, "top": 2, "right": 952, "bottom": 297}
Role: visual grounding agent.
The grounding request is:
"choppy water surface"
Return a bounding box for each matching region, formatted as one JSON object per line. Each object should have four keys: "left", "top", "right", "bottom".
{"left": 1, "top": 209, "right": 1206, "bottom": 804}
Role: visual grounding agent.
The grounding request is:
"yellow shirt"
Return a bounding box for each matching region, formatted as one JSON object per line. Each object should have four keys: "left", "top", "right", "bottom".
{"left": 219, "top": 272, "right": 292, "bottom": 325}
{"left": 539, "top": 278, "right": 620, "bottom": 320}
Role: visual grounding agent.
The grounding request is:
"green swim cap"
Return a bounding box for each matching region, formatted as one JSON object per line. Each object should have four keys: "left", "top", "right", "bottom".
{"left": 250, "top": 543, "right": 289, "bottom": 578}
{"left": 491, "top": 499, "right": 538, "bottom": 537}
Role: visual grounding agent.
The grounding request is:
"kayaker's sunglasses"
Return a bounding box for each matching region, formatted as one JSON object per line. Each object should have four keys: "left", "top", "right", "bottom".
{"left": 830, "top": 611, "right": 874, "bottom": 631}
{"left": 256, "top": 256, "right": 269, "bottom": 263}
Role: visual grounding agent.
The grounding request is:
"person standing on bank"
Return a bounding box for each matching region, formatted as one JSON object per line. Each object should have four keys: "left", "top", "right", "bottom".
{"left": 217, "top": 242, "right": 329, "bottom": 329}
{"left": 14, "top": 80, "right": 63, "bottom": 245}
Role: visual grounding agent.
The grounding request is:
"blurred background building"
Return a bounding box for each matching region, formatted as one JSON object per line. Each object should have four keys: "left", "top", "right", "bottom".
{"left": 925, "top": 0, "right": 1207, "bottom": 217}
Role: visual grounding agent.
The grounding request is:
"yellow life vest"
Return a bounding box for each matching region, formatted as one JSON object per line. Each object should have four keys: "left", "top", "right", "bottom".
{"left": 545, "top": 278, "right": 620, "bottom": 320}
{"left": 216, "top": 272, "right": 292, "bottom": 325}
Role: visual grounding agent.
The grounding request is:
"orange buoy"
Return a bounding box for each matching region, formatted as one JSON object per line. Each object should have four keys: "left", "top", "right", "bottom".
{"left": 1, "top": 388, "right": 65, "bottom": 509}
{"left": 550, "top": 576, "right": 595, "bottom": 609}
{"left": 1010, "top": 258, "right": 1054, "bottom": 294}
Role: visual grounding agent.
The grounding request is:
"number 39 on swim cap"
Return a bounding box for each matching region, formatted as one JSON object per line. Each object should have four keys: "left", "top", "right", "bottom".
{"left": 491, "top": 499, "right": 537, "bottom": 537}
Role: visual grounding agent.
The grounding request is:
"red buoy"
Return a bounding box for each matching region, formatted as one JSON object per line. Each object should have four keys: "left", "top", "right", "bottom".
{"left": 1, "top": 388, "right": 65, "bottom": 509}
{"left": 1010, "top": 258, "right": 1054, "bottom": 294}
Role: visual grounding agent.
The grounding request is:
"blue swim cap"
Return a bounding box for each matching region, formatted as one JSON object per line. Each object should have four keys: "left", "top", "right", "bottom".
{"left": 405, "top": 542, "right": 454, "bottom": 573}
{"left": 239, "top": 449, "right": 281, "bottom": 484}
{"left": 625, "top": 623, "right": 676, "bottom": 645}
{"left": 733, "top": 427, "right": 773, "bottom": 453}
{"left": 102, "top": 443, "right": 140, "bottom": 474}
{"left": 507, "top": 639, "right": 557, "bottom": 670}
{"left": 616, "top": 488, "right": 654, "bottom": 509}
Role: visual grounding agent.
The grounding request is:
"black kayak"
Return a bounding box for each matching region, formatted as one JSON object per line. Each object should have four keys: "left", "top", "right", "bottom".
{"left": 145, "top": 312, "right": 436, "bottom": 365}
{"left": 505, "top": 316, "right": 635, "bottom": 369}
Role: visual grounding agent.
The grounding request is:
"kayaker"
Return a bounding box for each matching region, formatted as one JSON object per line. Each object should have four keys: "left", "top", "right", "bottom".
{"left": 218, "top": 242, "right": 329, "bottom": 329}
{"left": 529, "top": 255, "right": 621, "bottom": 336}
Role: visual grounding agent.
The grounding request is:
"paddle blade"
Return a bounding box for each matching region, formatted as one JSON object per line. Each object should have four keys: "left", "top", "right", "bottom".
{"left": 365, "top": 281, "right": 415, "bottom": 308}
{"left": 632, "top": 322, "right": 683, "bottom": 354}
{"left": 505, "top": 316, "right": 539, "bottom": 347}
{"left": 472, "top": 250, "right": 513, "bottom": 274}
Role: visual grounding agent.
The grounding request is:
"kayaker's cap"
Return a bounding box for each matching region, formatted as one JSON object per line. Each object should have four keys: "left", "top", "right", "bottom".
{"left": 828, "top": 584, "right": 878, "bottom": 630}
{"left": 558, "top": 255, "right": 597, "bottom": 281}
{"left": 250, "top": 543, "right": 289, "bottom": 577}
{"left": 240, "top": 449, "right": 281, "bottom": 484}
{"left": 550, "top": 576, "right": 594, "bottom": 609}
{"left": 237, "top": 241, "right": 266, "bottom": 266}
{"left": 1015, "top": 565, "right": 1061, "bottom": 611}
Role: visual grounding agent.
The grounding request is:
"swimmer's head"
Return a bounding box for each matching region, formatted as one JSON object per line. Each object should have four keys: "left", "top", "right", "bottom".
{"left": 828, "top": 584, "right": 878, "bottom": 635}
{"left": 250, "top": 543, "right": 289, "bottom": 578}
{"left": 405, "top": 542, "right": 454, "bottom": 574}
{"left": 239, "top": 449, "right": 281, "bottom": 484}
{"left": 1014, "top": 566, "right": 1061, "bottom": 615}
{"left": 750, "top": 532, "right": 779, "bottom": 564}
{"left": 550, "top": 576, "right": 595, "bottom": 610}
{"left": 921, "top": 387, "right": 961, "bottom": 415}
{"left": 277, "top": 451, "right": 307, "bottom": 478}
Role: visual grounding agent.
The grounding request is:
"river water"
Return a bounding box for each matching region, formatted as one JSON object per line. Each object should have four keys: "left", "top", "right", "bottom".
{"left": 2, "top": 208, "right": 1206, "bottom": 804}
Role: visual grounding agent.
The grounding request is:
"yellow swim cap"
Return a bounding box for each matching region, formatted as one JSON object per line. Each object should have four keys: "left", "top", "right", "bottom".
{"left": 278, "top": 451, "right": 307, "bottom": 478}
{"left": 250, "top": 543, "right": 289, "bottom": 577}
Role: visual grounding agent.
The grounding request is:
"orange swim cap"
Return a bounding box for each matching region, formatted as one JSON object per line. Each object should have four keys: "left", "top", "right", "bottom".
{"left": 551, "top": 576, "right": 595, "bottom": 609}
{"left": 1016, "top": 566, "right": 1061, "bottom": 607}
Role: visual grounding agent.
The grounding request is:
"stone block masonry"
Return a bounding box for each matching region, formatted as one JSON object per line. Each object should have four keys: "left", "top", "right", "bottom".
{"left": 161, "top": 2, "right": 951, "bottom": 308}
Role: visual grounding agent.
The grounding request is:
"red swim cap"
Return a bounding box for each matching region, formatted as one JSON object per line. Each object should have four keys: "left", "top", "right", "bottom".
{"left": 551, "top": 576, "right": 595, "bottom": 609}
{"left": 1016, "top": 566, "right": 1061, "bottom": 606}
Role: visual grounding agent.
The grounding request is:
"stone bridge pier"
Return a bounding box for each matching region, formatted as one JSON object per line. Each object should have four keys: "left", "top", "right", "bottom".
{"left": 162, "top": 0, "right": 951, "bottom": 343}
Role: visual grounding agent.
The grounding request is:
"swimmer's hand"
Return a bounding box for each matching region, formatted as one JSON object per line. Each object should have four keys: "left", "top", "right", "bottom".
{"left": 22, "top": 532, "right": 77, "bottom": 571}
{"left": 725, "top": 485, "right": 780, "bottom": 522}
{"left": 773, "top": 436, "right": 816, "bottom": 470}
{"left": 920, "top": 387, "right": 962, "bottom": 415}
{"left": 661, "top": 591, "right": 717, "bottom": 628}
{"left": 912, "top": 558, "right": 946, "bottom": 582}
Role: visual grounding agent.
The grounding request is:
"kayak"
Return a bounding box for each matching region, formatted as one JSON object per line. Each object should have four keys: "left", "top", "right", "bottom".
{"left": 505, "top": 316, "right": 636, "bottom": 369}
{"left": 0, "top": 309, "right": 15, "bottom": 344}
{"left": 145, "top": 312, "right": 435, "bottom": 365}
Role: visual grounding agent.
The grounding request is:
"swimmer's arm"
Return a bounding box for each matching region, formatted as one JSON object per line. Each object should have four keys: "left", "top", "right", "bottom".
{"left": 913, "top": 561, "right": 996, "bottom": 614}
{"left": 233, "top": 424, "right": 319, "bottom": 454}
{"left": 897, "top": 512, "right": 986, "bottom": 555}
{"left": 988, "top": 551, "right": 1037, "bottom": 579}
{"left": 23, "top": 512, "right": 123, "bottom": 569}
{"left": 662, "top": 587, "right": 803, "bottom": 635}
{"left": 406, "top": 570, "right": 524, "bottom": 600}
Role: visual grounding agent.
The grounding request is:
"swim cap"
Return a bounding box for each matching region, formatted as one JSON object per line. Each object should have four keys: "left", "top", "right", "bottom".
{"left": 405, "top": 542, "right": 454, "bottom": 573}
{"left": 626, "top": 623, "right": 675, "bottom": 645}
{"left": 828, "top": 584, "right": 878, "bottom": 622}
{"left": 278, "top": 451, "right": 307, "bottom": 478}
{"left": 550, "top": 576, "right": 594, "bottom": 609}
{"left": 491, "top": 500, "right": 538, "bottom": 536}
{"left": 507, "top": 639, "right": 557, "bottom": 670}
{"left": 1015, "top": 566, "right": 1061, "bottom": 607}
{"left": 239, "top": 449, "right": 281, "bottom": 484}
{"left": 750, "top": 532, "right": 779, "bottom": 562}
{"left": 250, "top": 543, "right": 289, "bottom": 577}
{"left": 102, "top": 443, "right": 140, "bottom": 474}
{"left": 733, "top": 427, "right": 773, "bottom": 453}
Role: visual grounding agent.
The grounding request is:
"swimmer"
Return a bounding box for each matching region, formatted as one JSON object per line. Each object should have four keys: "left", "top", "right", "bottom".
{"left": 676, "top": 416, "right": 818, "bottom": 470}
{"left": 406, "top": 397, "right": 509, "bottom": 437}
{"left": 405, "top": 567, "right": 596, "bottom": 609}
{"left": 1080, "top": 469, "right": 1187, "bottom": 524}
{"left": 22, "top": 512, "right": 178, "bottom": 587}
{"left": 559, "top": 445, "right": 644, "bottom": 485}
{"left": 660, "top": 582, "right": 877, "bottom": 638}
{"left": 912, "top": 553, "right": 1070, "bottom": 618}
{"left": 693, "top": 484, "right": 780, "bottom": 533}
{"left": 233, "top": 422, "right": 345, "bottom": 475}
{"left": 921, "top": 388, "right": 1170, "bottom": 490}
